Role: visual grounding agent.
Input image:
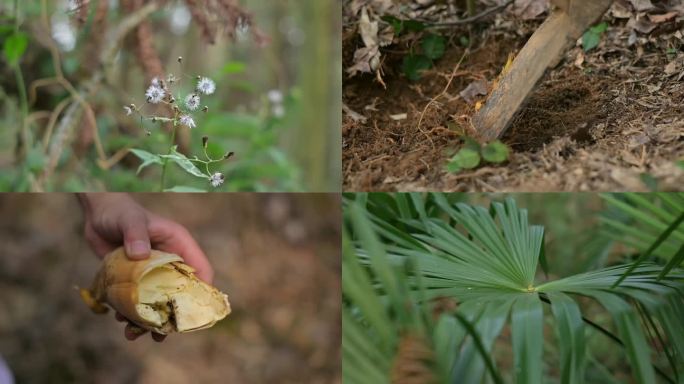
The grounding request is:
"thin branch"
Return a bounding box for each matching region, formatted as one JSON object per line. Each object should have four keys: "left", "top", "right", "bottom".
{"left": 416, "top": 48, "right": 469, "bottom": 148}
{"left": 426, "top": 0, "right": 515, "bottom": 28}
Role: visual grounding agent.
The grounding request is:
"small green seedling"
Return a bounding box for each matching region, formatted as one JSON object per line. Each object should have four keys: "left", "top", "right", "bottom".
{"left": 582, "top": 22, "right": 608, "bottom": 52}
{"left": 447, "top": 138, "right": 510, "bottom": 173}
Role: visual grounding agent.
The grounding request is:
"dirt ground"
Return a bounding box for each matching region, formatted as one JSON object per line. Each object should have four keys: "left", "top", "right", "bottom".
{"left": 343, "top": 1, "right": 684, "bottom": 191}
{"left": 0, "top": 194, "right": 341, "bottom": 384}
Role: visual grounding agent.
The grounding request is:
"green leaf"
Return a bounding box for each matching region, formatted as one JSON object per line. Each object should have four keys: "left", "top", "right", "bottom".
{"left": 163, "top": 186, "right": 207, "bottom": 192}
{"left": 462, "top": 136, "right": 481, "bottom": 152}
{"left": 404, "top": 19, "right": 426, "bottom": 33}
{"left": 582, "top": 22, "right": 608, "bottom": 52}
{"left": 402, "top": 54, "right": 432, "bottom": 81}
{"left": 511, "top": 294, "right": 543, "bottom": 384}
{"left": 447, "top": 148, "right": 480, "bottom": 172}
{"left": 421, "top": 34, "right": 446, "bottom": 60}
{"left": 381, "top": 15, "right": 404, "bottom": 34}
{"left": 160, "top": 147, "right": 210, "bottom": 179}
{"left": 639, "top": 173, "right": 658, "bottom": 191}
{"left": 129, "top": 148, "right": 162, "bottom": 174}
{"left": 25, "top": 147, "right": 45, "bottom": 173}
{"left": 221, "top": 61, "right": 246, "bottom": 75}
{"left": 3, "top": 32, "right": 28, "bottom": 66}
{"left": 592, "top": 292, "right": 656, "bottom": 384}
{"left": 482, "top": 140, "right": 510, "bottom": 163}
{"left": 548, "top": 292, "right": 586, "bottom": 384}
{"left": 612, "top": 211, "right": 684, "bottom": 287}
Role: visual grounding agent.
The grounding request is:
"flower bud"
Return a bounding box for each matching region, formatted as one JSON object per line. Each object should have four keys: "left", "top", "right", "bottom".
{"left": 202, "top": 136, "right": 209, "bottom": 148}
{"left": 224, "top": 152, "right": 235, "bottom": 160}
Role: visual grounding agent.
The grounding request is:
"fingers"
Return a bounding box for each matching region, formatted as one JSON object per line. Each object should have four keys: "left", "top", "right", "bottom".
{"left": 119, "top": 211, "right": 151, "bottom": 260}
{"left": 84, "top": 222, "right": 116, "bottom": 259}
{"left": 148, "top": 216, "right": 214, "bottom": 283}
{"left": 151, "top": 332, "right": 167, "bottom": 342}
{"left": 124, "top": 322, "right": 147, "bottom": 340}
{"left": 119, "top": 314, "right": 165, "bottom": 342}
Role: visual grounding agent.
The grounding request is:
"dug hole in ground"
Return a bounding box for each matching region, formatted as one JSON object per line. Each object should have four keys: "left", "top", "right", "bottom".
{"left": 343, "top": 0, "right": 684, "bottom": 191}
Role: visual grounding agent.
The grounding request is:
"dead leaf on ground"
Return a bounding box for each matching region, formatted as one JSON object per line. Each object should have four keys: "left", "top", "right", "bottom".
{"left": 629, "top": 0, "right": 655, "bottom": 12}
{"left": 628, "top": 15, "right": 657, "bottom": 34}
{"left": 648, "top": 11, "right": 679, "bottom": 24}
{"left": 460, "top": 80, "right": 489, "bottom": 105}
{"left": 512, "top": 0, "right": 549, "bottom": 20}
{"left": 664, "top": 60, "right": 678, "bottom": 75}
{"left": 348, "top": 7, "right": 382, "bottom": 77}
{"left": 343, "top": 104, "right": 368, "bottom": 123}
{"left": 611, "top": 1, "right": 634, "bottom": 19}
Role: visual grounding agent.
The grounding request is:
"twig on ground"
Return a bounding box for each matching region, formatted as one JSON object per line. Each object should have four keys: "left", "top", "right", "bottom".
{"left": 426, "top": 0, "right": 515, "bottom": 28}
{"left": 416, "top": 49, "right": 470, "bottom": 148}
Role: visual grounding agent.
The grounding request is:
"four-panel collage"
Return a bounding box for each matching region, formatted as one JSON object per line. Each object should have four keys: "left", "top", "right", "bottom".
{"left": 0, "top": 0, "right": 682, "bottom": 383}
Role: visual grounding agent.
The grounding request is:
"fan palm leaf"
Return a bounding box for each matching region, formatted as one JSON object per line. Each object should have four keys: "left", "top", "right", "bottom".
{"left": 343, "top": 193, "right": 684, "bottom": 384}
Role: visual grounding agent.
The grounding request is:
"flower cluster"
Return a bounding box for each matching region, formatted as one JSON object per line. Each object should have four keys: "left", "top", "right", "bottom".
{"left": 268, "top": 89, "right": 285, "bottom": 118}
{"left": 124, "top": 63, "right": 233, "bottom": 190}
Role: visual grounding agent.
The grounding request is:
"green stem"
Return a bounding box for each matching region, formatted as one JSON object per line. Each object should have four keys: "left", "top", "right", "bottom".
{"left": 14, "top": 65, "right": 29, "bottom": 149}
{"left": 13, "top": 0, "right": 19, "bottom": 31}
{"left": 12, "top": 0, "right": 29, "bottom": 157}
{"left": 159, "top": 123, "right": 178, "bottom": 191}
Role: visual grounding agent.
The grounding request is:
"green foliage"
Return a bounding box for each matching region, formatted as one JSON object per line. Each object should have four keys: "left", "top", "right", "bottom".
{"left": 159, "top": 147, "right": 211, "bottom": 180}
{"left": 446, "top": 148, "right": 480, "bottom": 172}
{"left": 600, "top": 193, "right": 684, "bottom": 261}
{"left": 0, "top": 2, "right": 327, "bottom": 192}
{"left": 582, "top": 22, "right": 608, "bottom": 52}
{"left": 3, "top": 31, "right": 28, "bottom": 66}
{"left": 381, "top": 15, "right": 426, "bottom": 35}
{"left": 402, "top": 33, "right": 446, "bottom": 81}
{"left": 130, "top": 149, "right": 163, "bottom": 174}
{"left": 343, "top": 193, "right": 684, "bottom": 383}
{"left": 447, "top": 139, "right": 510, "bottom": 173}
{"left": 402, "top": 54, "right": 433, "bottom": 81}
{"left": 482, "top": 140, "right": 510, "bottom": 163}
{"left": 421, "top": 34, "right": 446, "bottom": 60}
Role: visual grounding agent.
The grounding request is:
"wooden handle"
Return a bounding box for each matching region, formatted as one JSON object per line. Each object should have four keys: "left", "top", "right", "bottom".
{"left": 472, "top": 12, "right": 573, "bottom": 141}
{"left": 471, "top": 0, "right": 612, "bottom": 141}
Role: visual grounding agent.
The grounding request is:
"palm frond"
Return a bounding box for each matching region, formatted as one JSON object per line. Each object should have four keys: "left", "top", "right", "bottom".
{"left": 600, "top": 193, "right": 684, "bottom": 260}
{"left": 343, "top": 193, "right": 684, "bottom": 384}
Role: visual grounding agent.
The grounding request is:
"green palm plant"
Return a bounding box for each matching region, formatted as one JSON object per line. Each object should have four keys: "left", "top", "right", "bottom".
{"left": 342, "top": 193, "right": 684, "bottom": 384}
{"left": 600, "top": 193, "right": 684, "bottom": 272}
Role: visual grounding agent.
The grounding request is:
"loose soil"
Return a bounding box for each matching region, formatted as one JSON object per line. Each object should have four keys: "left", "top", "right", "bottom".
{"left": 343, "top": 13, "right": 684, "bottom": 191}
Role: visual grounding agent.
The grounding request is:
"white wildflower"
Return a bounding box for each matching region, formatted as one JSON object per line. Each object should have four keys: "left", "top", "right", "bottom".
{"left": 185, "top": 93, "right": 200, "bottom": 111}
{"left": 267, "top": 90, "right": 283, "bottom": 104}
{"left": 123, "top": 106, "right": 133, "bottom": 116}
{"left": 151, "top": 77, "right": 161, "bottom": 87}
{"left": 145, "top": 85, "right": 165, "bottom": 104}
{"left": 196, "top": 77, "right": 216, "bottom": 95}
{"left": 178, "top": 114, "right": 196, "bottom": 129}
{"left": 210, "top": 172, "right": 225, "bottom": 188}
{"left": 272, "top": 104, "right": 285, "bottom": 118}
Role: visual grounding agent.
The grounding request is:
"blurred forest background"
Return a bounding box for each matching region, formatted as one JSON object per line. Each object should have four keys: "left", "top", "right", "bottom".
{"left": 0, "top": 194, "right": 341, "bottom": 383}
{"left": 0, "top": 0, "right": 341, "bottom": 192}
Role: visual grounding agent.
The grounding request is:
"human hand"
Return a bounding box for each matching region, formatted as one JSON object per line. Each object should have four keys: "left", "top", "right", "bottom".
{"left": 77, "top": 193, "right": 214, "bottom": 342}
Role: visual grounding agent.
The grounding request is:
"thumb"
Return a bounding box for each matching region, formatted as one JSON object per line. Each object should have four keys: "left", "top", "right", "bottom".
{"left": 119, "top": 211, "right": 151, "bottom": 260}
